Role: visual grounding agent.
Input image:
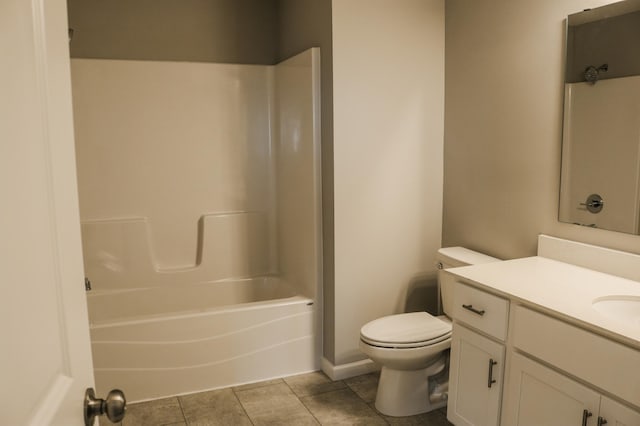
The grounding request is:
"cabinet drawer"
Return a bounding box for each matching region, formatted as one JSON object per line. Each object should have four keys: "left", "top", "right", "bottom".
{"left": 452, "top": 282, "right": 509, "bottom": 341}
{"left": 513, "top": 305, "right": 640, "bottom": 407}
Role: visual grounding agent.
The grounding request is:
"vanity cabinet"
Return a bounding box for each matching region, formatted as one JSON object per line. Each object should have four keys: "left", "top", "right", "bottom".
{"left": 503, "top": 352, "right": 599, "bottom": 426}
{"left": 443, "top": 273, "right": 640, "bottom": 426}
{"left": 504, "top": 352, "right": 640, "bottom": 426}
{"left": 599, "top": 396, "right": 640, "bottom": 426}
{"left": 501, "top": 305, "right": 640, "bottom": 426}
{"left": 448, "top": 324, "right": 504, "bottom": 426}
{"left": 447, "top": 283, "right": 509, "bottom": 426}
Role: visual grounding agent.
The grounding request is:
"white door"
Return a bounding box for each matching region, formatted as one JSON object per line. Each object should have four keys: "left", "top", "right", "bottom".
{"left": 599, "top": 396, "right": 640, "bottom": 426}
{"left": 448, "top": 324, "right": 505, "bottom": 426}
{"left": 502, "top": 353, "right": 600, "bottom": 426}
{"left": 1, "top": 0, "right": 96, "bottom": 425}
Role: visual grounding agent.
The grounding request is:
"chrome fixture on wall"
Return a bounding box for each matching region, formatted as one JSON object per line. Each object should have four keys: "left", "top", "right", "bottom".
{"left": 580, "top": 193, "right": 604, "bottom": 213}
{"left": 584, "top": 64, "right": 608, "bottom": 84}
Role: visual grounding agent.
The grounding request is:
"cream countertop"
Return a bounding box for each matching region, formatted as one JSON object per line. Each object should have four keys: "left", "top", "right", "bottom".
{"left": 443, "top": 256, "right": 640, "bottom": 350}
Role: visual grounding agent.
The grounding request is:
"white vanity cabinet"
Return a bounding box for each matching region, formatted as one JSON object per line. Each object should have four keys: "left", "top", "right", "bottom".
{"left": 442, "top": 259, "right": 640, "bottom": 426}
{"left": 599, "top": 396, "right": 640, "bottom": 426}
{"left": 449, "top": 324, "right": 505, "bottom": 426}
{"left": 503, "top": 352, "right": 600, "bottom": 426}
{"left": 447, "top": 283, "right": 509, "bottom": 426}
{"left": 502, "top": 305, "right": 640, "bottom": 426}
{"left": 504, "top": 353, "right": 640, "bottom": 426}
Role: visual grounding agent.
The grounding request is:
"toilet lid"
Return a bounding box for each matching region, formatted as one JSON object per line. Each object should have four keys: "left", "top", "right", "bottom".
{"left": 360, "top": 312, "right": 452, "bottom": 349}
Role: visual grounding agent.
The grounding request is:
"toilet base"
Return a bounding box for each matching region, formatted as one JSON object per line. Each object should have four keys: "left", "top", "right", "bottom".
{"left": 374, "top": 357, "right": 448, "bottom": 417}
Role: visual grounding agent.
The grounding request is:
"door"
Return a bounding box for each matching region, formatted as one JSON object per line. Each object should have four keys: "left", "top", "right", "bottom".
{"left": 448, "top": 323, "right": 505, "bottom": 426}
{"left": 1, "top": 0, "right": 96, "bottom": 424}
{"left": 502, "top": 353, "right": 600, "bottom": 426}
{"left": 599, "top": 396, "right": 640, "bottom": 426}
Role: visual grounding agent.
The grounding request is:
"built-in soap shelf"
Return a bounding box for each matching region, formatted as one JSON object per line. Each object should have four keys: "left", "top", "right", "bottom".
{"left": 81, "top": 212, "right": 270, "bottom": 290}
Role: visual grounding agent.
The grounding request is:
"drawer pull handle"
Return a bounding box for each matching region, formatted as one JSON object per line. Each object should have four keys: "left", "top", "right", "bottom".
{"left": 487, "top": 358, "right": 497, "bottom": 388}
{"left": 597, "top": 417, "right": 607, "bottom": 426}
{"left": 462, "top": 304, "right": 485, "bottom": 316}
{"left": 582, "top": 410, "right": 592, "bottom": 426}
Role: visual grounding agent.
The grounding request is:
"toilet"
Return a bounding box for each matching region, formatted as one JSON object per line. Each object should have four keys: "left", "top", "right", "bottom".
{"left": 359, "top": 247, "right": 500, "bottom": 417}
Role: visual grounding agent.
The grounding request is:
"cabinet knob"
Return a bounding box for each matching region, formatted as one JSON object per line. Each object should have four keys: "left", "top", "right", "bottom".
{"left": 597, "top": 416, "right": 608, "bottom": 426}
{"left": 582, "top": 409, "right": 592, "bottom": 426}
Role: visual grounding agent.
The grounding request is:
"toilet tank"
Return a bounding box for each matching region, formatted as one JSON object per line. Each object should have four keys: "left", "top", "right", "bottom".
{"left": 437, "top": 247, "right": 500, "bottom": 316}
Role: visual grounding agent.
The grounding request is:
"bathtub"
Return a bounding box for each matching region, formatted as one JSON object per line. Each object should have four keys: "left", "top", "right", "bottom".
{"left": 88, "top": 277, "right": 318, "bottom": 402}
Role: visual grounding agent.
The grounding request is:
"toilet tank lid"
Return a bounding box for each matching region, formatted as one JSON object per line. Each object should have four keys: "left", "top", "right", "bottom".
{"left": 437, "top": 247, "right": 500, "bottom": 267}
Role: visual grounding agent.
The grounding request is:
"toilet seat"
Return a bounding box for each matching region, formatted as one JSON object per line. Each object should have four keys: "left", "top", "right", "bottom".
{"left": 360, "top": 312, "right": 452, "bottom": 349}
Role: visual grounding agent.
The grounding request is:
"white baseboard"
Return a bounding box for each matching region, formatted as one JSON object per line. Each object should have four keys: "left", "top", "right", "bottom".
{"left": 321, "top": 357, "right": 380, "bottom": 381}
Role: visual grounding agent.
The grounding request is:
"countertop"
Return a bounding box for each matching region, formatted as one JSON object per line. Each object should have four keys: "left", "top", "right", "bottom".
{"left": 444, "top": 256, "right": 640, "bottom": 350}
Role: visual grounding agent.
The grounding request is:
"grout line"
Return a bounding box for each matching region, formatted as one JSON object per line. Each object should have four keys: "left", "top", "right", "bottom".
{"left": 366, "top": 401, "right": 391, "bottom": 426}
{"left": 231, "top": 385, "right": 256, "bottom": 425}
{"left": 282, "top": 378, "right": 323, "bottom": 425}
{"left": 175, "top": 396, "right": 188, "bottom": 425}
{"left": 343, "top": 387, "right": 389, "bottom": 425}
{"left": 287, "top": 381, "right": 350, "bottom": 399}
{"left": 342, "top": 376, "right": 390, "bottom": 425}
{"left": 294, "top": 383, "right": 389, "bottom": 426}
{"left": 232, "top": 378, "right": 285, "bottom": 394}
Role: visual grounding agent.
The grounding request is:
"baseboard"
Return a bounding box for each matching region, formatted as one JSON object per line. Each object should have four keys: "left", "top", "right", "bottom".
{"left": 321, "top": 357, "right": 379, "bottom": 381}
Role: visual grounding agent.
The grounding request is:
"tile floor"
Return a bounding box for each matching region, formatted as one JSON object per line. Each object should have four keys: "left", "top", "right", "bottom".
{"left": 120, "top": 371, "right": 453, "bottom": 425}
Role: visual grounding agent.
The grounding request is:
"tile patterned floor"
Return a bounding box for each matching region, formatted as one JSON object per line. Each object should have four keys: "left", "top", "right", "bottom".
{"left": 120, "top": 371, "right": 453, "bottom": 426}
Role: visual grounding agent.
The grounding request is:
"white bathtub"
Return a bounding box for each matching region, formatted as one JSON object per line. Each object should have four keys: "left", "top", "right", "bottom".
{"left": 88, "top": 277, "right": 318, "bottom": 402}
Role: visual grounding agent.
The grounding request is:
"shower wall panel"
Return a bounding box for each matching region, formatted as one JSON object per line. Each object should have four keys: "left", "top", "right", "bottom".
{"left": 73, "top": 53, "right": 322, "bottom": 395}
{"left": 71, "top": 59, "right": 275, "bottom": 274}
{"left": 274, "top": 48, "right": 322, "bottom": 300}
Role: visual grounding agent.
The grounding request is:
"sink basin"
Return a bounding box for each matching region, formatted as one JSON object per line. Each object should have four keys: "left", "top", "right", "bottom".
{"left": 592, "top": 296, "right": 640, "bottom": 325}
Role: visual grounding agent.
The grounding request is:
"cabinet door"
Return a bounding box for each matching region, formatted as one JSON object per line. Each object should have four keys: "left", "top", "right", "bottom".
{"left": 502, "top": 352, "right": 600, "bottom": 426}
{"left": 599, "top": 396, "right": 640, "bottom": 426}
{"left": 448, "top": 323, "right": 505, "bottom": 426}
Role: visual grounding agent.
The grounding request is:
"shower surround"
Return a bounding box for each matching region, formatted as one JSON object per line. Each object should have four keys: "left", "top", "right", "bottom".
{"left": 71, "top": 49, "right": 322, "bottom": 402}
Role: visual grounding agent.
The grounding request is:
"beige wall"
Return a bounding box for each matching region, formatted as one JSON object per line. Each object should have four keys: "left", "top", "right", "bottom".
{"left": 443, "top": 0, "right": 640, "bottom": 260}
{"left": 332, "top": 0, "right": 445, "bottom": 365}
{"left": 276, "top": 0, "right": 336, "bottom": 363}
{"left": 67, "top": 0, "right": 278, "bottom": 64}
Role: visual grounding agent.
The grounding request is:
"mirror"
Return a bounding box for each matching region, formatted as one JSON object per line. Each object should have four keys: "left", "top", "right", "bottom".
{"left": 559, "top": 0, "right": 640, "bottom": 234}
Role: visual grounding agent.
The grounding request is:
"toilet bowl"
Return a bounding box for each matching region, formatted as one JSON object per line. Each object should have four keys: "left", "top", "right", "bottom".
{"left": 359, "top": 247, "right": 500, "bottom": 417}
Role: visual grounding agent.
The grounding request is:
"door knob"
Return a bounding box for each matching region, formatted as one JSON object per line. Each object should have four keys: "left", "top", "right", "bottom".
{"left": 84, "top": 387, "right": 126, "bottom": 426}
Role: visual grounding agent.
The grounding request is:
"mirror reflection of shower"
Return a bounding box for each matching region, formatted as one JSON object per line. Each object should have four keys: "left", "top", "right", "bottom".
{"left": 560, "top": 0, "right": 640, "bottom": 235}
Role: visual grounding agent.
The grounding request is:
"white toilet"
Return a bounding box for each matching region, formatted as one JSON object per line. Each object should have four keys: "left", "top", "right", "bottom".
{"left": 359, "top": 247, "right": 500, "bottom": 417}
